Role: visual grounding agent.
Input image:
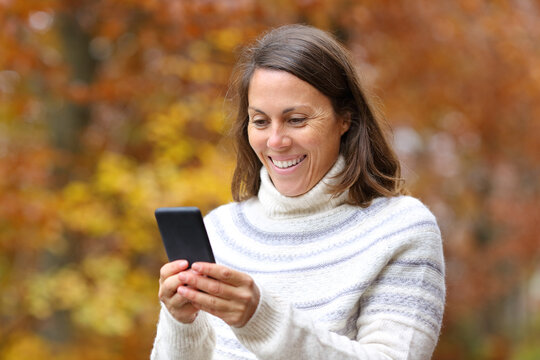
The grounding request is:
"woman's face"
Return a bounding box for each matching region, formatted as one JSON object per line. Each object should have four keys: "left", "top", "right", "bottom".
{"left": 247, "top": 69, "right": 350, "bottom": 197}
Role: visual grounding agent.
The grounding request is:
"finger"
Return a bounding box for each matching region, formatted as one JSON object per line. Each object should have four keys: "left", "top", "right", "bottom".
{"left": 191, "top": 262, "right": 250, "bottom": 287}
{"left": 165, "top": 292, "right": 200, "bottom": 324}
{"left": 177, "top": 285, "right": 235, "bottom": 313}
{"left": 177, "top": 286, "right": 253, "bottom": 327}
{"left": 179, "top": 270, "right": 234, "bottom": 299}
{"left": 159, "top": 260, "right": 189, "bottom": 284}
{"left": 159, "top": 272, "right": 186, "bottom": 300}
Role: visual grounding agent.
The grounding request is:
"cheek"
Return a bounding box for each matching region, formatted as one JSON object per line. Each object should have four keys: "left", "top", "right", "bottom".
{"left": 308, "top": 126, "right": 340, "bottom": 152}
{"left": 247, "top": 127, "right": 255, "bottom": 146}
{"left": 247, "top": 128, "right": 262, "bottom": 152}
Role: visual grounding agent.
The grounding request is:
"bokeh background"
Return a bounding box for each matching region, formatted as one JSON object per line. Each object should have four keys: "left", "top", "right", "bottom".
{"left": 1, "top": 0, "right": 539, "bottom": 359}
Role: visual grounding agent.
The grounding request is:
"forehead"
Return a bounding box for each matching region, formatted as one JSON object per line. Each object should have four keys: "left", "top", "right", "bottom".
{"left": 247, "top": 69, "right": 331, "bottom": 108}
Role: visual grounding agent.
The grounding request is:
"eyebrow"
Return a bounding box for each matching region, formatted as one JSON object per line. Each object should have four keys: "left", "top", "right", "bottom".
{"left": 248, "top": 106, "right": 301, "bottom": 115}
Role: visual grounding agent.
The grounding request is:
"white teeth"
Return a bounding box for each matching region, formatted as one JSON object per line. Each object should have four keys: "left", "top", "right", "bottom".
{"left": 272, "top": 156, "right": 304, "bottom": 169}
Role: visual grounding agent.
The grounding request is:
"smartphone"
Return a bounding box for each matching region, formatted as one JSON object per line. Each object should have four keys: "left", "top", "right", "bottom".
{"left": 154, "top": 207, "right": 215, "bottom": 265}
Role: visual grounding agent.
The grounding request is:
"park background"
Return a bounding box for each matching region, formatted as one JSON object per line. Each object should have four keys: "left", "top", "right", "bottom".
{"left": 1, "top": 0, "right": 539, "bottom": 359}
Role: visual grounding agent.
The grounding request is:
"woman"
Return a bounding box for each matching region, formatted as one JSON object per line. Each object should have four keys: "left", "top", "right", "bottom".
{"left": 152, "top": 24, "right": 445, "bottom": 359}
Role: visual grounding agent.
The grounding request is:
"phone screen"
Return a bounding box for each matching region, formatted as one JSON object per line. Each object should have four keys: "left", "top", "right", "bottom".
{"left": 154, "top": 207, "right": 215, "bottom": 265}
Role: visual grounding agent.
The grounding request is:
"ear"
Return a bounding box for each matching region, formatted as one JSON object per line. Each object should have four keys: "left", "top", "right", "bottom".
{"left": 339, "top": 112, "right": 351, "bottom": 136}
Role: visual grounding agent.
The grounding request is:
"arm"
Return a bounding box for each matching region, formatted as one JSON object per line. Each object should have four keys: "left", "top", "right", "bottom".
{"left": 151, "top": 305, "right": 215, "bottom": 360}
{"left": 233, "top": 228, "right": 444, "bottom": 360}
{"left": 234, "top": 260, "right": 443, "bottom": 359}
{"left": 150, "top": 260, "right": 216, "bottom": 360}
{"left": 233, "top": 287, "right": 422, "bottom": 360}
{"left": 180, "top": 229, "right": 444, "bottom": 360}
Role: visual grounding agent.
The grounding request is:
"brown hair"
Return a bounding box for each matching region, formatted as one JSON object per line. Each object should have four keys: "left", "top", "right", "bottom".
{"left": 229, "top": 24, "right": 407, "bottom": 206}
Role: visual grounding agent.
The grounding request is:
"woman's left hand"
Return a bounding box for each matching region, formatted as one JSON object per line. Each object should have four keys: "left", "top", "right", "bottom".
{"left": 177, "top": 262, "right": 260, "bottom": 328}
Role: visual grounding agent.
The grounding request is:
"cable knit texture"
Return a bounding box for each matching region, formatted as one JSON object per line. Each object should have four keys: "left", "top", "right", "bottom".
{"left": 151, "top": 157, "right": 445, "bottom": 359}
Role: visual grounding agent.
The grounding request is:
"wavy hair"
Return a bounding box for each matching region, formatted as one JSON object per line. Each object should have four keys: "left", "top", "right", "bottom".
{"left": 228, "top": 24, "right": 407, "bottom": 206}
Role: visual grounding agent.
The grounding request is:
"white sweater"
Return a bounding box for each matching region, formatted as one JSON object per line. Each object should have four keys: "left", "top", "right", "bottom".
{"left": 151, "top": 157, "right": 445, "bottom": 359}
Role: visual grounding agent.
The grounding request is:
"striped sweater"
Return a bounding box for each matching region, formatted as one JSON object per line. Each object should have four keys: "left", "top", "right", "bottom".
{"left": 151, "top": 157, "right": 445, "bottom": 359}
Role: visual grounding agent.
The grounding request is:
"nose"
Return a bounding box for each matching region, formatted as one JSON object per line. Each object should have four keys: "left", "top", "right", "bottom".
{"left": 267, "top": 125, "right": 292, "bottom": 149}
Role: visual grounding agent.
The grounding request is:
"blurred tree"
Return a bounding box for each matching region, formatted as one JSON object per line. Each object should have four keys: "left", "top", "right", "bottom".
{"left": 0, "top": 0, "right": 538, "bottom": 359}
{"left": 338, "top": 2, "right": 540, "bottom": 359}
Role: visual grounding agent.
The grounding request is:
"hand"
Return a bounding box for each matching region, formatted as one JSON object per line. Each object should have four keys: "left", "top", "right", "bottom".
{"left": 158, "top": 260, "right": 200, "bottom": 323}
{"left": 177, "top": 262, "right": 260, "bottom": 328}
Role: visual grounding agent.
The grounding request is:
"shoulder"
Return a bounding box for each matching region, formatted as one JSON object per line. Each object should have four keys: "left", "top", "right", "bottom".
{"left": 203, "top": 201, "right": 238, "bottom": 224}
{"left": 360, "top": 196, "right": 443, "bottom": 257}
{"left": 374, "top": 195, "right": 440, "bottom": 232}
{"left": 203, "top": 199, "right": 256, "bottom": 229}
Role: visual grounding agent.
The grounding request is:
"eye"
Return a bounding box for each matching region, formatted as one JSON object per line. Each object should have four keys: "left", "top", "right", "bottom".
{"left": 250, "top": 117, "right": 269, "bottom": 128}
{"left": 289, "top": 117, "right": 307, "bottom": 125}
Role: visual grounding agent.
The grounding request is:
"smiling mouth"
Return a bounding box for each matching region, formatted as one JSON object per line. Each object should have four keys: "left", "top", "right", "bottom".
{"left": 270, "top": 155, "right": 306, "bottom": 169}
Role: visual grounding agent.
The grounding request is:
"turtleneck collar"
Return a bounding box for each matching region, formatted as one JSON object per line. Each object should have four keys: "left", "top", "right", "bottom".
{"left": 257, "top": 156, "right": 349, "bottom": 219}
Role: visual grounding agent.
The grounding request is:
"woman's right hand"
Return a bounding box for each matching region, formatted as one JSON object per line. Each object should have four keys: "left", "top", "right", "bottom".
{"left": 158, "top": 259, "right": 200, "bottom": 323}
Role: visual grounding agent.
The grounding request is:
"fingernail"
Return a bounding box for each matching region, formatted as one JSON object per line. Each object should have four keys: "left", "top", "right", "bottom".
{"left": 192, "top": 263, "right": 201, "bottom": 272}
{"left": 177, "top": 286, "right": 186, "bottom": 295}
{"left": 178, "top": 273, "right": 187, "bottom": 281}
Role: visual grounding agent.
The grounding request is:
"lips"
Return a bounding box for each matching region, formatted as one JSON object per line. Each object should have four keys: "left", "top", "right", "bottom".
{"left": 270, "top": 155, "right": 306, "bottom": 169}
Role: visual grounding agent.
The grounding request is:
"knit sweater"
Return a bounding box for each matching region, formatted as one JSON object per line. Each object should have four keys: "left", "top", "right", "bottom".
{"left": 151, "top": 157, "right": 445, "bottom": 359}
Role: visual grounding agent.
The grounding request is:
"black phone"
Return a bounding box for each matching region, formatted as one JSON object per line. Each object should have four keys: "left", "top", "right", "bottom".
{"left": 154, "top": 207, "right": 215, "bottom": 265}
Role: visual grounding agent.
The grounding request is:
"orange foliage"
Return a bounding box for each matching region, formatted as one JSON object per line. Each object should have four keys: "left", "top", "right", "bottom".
{"left": 1, "top": 0, "right": 539, "bottom": 359}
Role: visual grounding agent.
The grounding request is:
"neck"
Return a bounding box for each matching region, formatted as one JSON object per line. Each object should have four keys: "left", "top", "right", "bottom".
{"left": 257, "top": 156, "right": 348, "bottom": 219}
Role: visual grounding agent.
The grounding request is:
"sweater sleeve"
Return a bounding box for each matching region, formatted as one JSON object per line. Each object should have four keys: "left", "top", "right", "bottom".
{"left": 233, "top": 229, "right": 445, "bottom": 360}
{"left": 233, "top": 287, "right": 405, "bottom": 359}
{"left": 150, "top": 302, "right": 216, "bottom": 360}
